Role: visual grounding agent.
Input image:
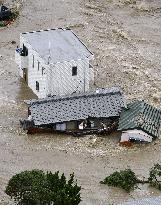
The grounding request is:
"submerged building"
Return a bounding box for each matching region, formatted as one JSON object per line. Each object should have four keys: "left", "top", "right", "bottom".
{"left": 20, "top": 87, "right": 126, "bottom": 133}
{"left": 118, "top": 100, "right": 161, "bottom": 143}
{"left": 15, "top": 28, "right": 94, "bottom": 98}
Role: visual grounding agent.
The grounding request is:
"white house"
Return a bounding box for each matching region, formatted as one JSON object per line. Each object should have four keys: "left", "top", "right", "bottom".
{"left": 15, "top": 28, "right": 94, "bottom": 98}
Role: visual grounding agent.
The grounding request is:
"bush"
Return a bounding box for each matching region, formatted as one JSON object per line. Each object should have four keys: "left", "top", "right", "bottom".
{"left": 100, "top": 169, "right": 138, "bottom": 192}
{"left": 0, "top": 21, "right": 5, "bottom": 27}
{"left": 5, "top": 170, "right": 81, "bottom": 205}
{"left": 9, "top": 10, "right": 19, "bottom": 20}
{"left": 148, "top": 163, "right": 161, "bottom": 190}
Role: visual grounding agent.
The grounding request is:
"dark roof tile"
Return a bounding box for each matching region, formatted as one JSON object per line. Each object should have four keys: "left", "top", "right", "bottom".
{"left": 118, "top": 100, "right": 161, "bottom": 138}
{"left": 27, "top": 87, "right": 126, "bottom": 125}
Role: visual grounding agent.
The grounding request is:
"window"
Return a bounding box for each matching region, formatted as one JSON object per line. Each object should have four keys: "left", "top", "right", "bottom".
{"left": 21, "top": 44, "right": 28, "bottom": 56}
{"left": 38, "top": 61, "right": 40, "bottom": 71}
{"left": 36, "top": 81, "right": 39, "bottom": 91}
{"left": 42, "top": 67, "right": 45, "bottom": 75}
{"left": 23, "top": 44, "right": 28, "bottom": 56}
{"left": 32, "top": 55, "right": 34, "bottom": 68}
{"left": 72, "top": 66, "right": 77, "bottom": 76}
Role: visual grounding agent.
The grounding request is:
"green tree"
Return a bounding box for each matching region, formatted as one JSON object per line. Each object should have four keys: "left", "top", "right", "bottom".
{"left": 5, "top": 170, "right": 81, "bottom": 205}
{"left": 100, "top": 169, "right": 138, "bottom": 192}
{"left": 148, "top": 163, "right": 161, "bottom": 190}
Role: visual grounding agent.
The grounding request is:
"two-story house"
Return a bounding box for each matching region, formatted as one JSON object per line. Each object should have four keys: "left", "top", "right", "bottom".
{"left": 15, "top": 28, "right": 94, "bottom": 98}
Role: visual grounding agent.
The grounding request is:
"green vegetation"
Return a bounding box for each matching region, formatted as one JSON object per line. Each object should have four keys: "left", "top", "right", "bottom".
{"left": 9, "top": 9, "right": 19, "bottom": 20}
{"left": 0, "top": 21, "right": 5, "bottom": 27}
{"left": 101, "top": 165, "right": 161, "bottom": 193}
{"left": 0, "top": 8, "right": 20, "bottom": 27}
{"left": 100, "top": 169, "right": 138, "bottom": 192}
{"left": 148, "top": 164, "right": 161, "bottom": 190}
{"left": 5, "top": 170, "right": 81, "bottom": 205}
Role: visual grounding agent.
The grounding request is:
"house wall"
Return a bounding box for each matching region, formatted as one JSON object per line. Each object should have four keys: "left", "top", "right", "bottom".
{"left": 89, "top": 118, "right": 117, "bottom": 129}
{"left": 66, "top": 121, "right": 78, "bottom": 130}
{"left": 19, "top": 35, "right": 49, "bottom": 98}
{"left": 120, "top": 129, "right": 153, "bottom": 143}
{"left": 18, "top": 35, "right": 94, "bottom": 98}
{"left": 46, "top": 58, "right": 93, "bottom": 96}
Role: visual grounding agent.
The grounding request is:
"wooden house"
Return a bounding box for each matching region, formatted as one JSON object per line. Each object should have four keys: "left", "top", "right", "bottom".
{"left": 20, "top": 87, "right": 126, "bottom": 134}
{"left": 15, "top": 28, "right": 94, "bottom": 98}
{"left": 118, "top": 100, "right": 161, "bottom": 143}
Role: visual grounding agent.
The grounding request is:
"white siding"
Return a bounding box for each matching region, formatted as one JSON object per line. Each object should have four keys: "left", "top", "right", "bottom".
{"left": 20, "top": 35, "right": 48, "bottom": 98}
{"left": 46, "top": 58, "right": 92, "bottom": 96}
{"left": 17, "top": 34, "right": 94, "bottom": 98}
{"left": 121, "top": 129, "right": 153, "bottom": 143}
{"left": 27, "top": 51, "right": 48, "bottom": 98}
{"left": 15, "top": 35, "right": 29, "bottom": 77}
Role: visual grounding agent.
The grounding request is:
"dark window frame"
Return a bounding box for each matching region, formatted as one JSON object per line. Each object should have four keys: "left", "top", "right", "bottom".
{"left": 32, "top": 55, "right": 34, "bottom": 68}
{"left": 36, "top": 81, "right": 39, "bottom": 92}
{"left": 42, "top": 67, "right": 45, "bottom": 76}
{"left": 72, "top": 66, "right": 77, "bottom": 76}
{"left": 38, "top": 61, "right": 40, "bottom": 71}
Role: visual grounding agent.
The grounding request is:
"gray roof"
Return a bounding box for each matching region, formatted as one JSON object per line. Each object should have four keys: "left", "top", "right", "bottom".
{"left": 27, "top": 87, "right": 125, "bottom": 126}
{"left": 118, "top": 100, "right": 161, "bottom": 138}
{"left": 119, "top": 197, "right": 161, "bottom": 205}
{"left": 22, "top": 28, "right": 93, "bottom": 64}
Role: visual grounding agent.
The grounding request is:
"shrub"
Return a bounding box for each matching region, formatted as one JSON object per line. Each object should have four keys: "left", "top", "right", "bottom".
{"left": 9, "top": 10, "right": 19, "bottom": 20}
{"left": 5, "top": 170, "right": 81, "bottom": 205}
{"left": 148, "top": 163, "right": 161, "bottom": 190}
{"left": 100, "top": 169, "right": 138, "bottom": 192}
{"left": 0, "top": 21, "right": 5, "bottom": 27}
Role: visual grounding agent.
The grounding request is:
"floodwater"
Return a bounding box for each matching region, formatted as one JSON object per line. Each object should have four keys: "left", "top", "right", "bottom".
{"left": 1, "top": 0, "right": 161, "bottom": 204}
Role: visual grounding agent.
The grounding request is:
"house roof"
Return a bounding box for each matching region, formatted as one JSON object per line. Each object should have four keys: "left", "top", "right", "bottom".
{"left": 26, "top": 87, "right": 126, "bottom": 126}
{"left": 118, "top": 100, "right": 161, "bottom": 138}
{"left": 21, "top": 28, "right": 93, "bottom": 64}
{"left": 119, "top": 197, "right": 161, "bottom": 205}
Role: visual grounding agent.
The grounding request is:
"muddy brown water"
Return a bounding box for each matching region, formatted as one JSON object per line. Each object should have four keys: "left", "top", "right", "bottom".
{"left": 1, "top": 0, "right": 161, "bottom": 204}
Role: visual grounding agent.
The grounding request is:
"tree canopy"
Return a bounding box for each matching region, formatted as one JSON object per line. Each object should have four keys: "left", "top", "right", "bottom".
{"left": 100, "top": 169, "right": 138, "bottom": 192}
{"left": 5, "top": 169, "right": 81, "bottom": 205}
{"left": 148, "top": 163, "right": 161, "bottom": 190}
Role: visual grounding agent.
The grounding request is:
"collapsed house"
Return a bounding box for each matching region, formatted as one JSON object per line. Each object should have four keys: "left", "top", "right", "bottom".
{"left": 20, "top": 87, "right": 126, "bottom": 135}
{"left": 118, "top": 100, "right": 161, "bottom": 143}
{"left": 15, "top": 28, "right": 94, "bottom": 99}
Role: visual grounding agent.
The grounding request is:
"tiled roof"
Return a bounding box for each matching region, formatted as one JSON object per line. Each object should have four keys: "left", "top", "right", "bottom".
{"left": 27, "top": 87, "right": 126, "bottom": 126}
{"left": 118, "top": 100, "right": 161, "bottom": 138}
{"left": 119, "top": 197, "right": 161, "bottom": 205}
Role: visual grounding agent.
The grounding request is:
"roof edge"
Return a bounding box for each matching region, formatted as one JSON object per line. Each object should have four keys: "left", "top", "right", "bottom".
{"left": 25, "top": 87, "right": 123, "bottom": 106}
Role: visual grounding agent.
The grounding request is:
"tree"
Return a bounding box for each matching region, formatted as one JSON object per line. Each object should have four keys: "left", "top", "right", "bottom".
{"left": 100, "top": 169, "right": 138, "bottom": 192}
{"left": 101, "top": 165, "right": 161, "bottom": 193}
{"left": 148, "top": 163, "right": 161, "bottom": 190}
{"left": 5, "top": 170, "right": 81, "bottom": 205}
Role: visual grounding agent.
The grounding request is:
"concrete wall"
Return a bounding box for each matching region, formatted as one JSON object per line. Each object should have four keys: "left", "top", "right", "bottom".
{"left": 46, "top": 58, "right": 93, "bottom": 96}
{"left": 20, "top": 35, "right": 48, "bottom": 98}
{"left": 18, "top": 35, "right": 94, "bottom": 98}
